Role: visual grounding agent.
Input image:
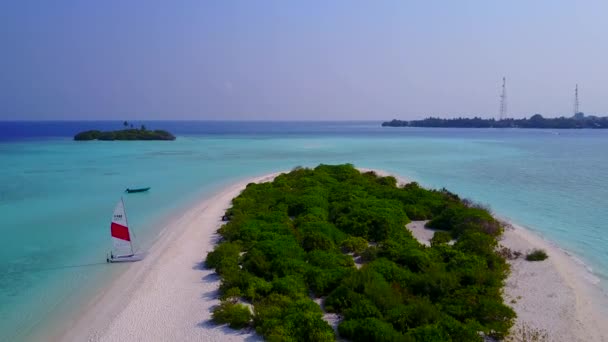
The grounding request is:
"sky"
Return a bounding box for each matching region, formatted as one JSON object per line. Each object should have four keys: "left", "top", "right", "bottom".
{"left": 0, "top": 1, "right": 606, "bottom": 121}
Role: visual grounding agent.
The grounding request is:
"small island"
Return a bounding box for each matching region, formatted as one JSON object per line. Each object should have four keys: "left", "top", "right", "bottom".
{"left": 64, "top": 165, "right": 606, "bottom": 342}
{"left": 383, "top": 113, "right": 608, "bottom": 129}
{"left": 207, "top": 164, "right": 515, "bottom": 341}
{"left": 74, "top": 122, "right": 176, "bottom": 141}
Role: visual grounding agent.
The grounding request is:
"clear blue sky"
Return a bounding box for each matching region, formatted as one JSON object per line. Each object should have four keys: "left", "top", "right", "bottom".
{"left": 1, "top": 1, "right": 606, "bottom": 120}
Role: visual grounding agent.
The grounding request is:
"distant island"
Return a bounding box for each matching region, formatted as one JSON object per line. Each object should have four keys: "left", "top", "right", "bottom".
{"left": 74, "top": 122, "right": 176, "bottom": 141}
{"left": 382, "top": 113, "right": 608, "bottom": 129}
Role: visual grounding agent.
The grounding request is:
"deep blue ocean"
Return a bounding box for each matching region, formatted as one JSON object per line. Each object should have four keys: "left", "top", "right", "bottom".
{"left": 1, "top": 121, "right": 607, "bottom": 340}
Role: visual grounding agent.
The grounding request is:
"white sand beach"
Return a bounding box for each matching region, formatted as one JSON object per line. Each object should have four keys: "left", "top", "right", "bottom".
{"left": 60, "top": 172, "right": 284, "bottom": 342}
{"left": 500, "top": 224, "right": 608, "bottom": 342}
{"left": 59, "top": 169, "right": 607, "bottom": 342}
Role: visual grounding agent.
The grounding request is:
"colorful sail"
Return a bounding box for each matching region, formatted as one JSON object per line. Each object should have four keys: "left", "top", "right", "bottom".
{"left": 111, "top": 198, "right": 134, "bottom": 257}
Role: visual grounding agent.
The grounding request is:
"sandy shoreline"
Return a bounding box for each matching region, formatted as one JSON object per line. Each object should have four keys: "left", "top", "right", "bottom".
{"left": 499, "top": 223, "right": 608, "bottom": 341}
{"left": 59, "top": 169, "right": 607, "bottom": 341}
{"left": 59, "top": 172, "right": 283, "bottom": 342}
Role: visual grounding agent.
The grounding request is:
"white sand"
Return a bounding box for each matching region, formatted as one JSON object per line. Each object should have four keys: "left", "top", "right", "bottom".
{"left": 406, "top": 221, "right": 433, "bottom": 246}
{"left": 60, "top": 172, "right": 283, "bottom": 342}
{"left": 59, "top": 169, "right": 608, "bottom": 342}
{"left": 500, "top": 224, "right": 608, "bottom": 342}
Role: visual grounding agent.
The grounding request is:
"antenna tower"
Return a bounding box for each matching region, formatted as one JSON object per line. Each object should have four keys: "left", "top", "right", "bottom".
{"left": 574, "top": 84, "right": 580, "bottom": 115}
{"left": 499, "top": 77, "right": 507, "bottom": 121}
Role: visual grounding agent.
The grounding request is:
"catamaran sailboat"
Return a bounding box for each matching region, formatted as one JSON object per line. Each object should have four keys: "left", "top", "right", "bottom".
{"left": 107, "top": 198, "right": 141, "bottom": 263}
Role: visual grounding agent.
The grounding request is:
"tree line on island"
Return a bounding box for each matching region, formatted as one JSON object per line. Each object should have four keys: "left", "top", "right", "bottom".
{"left": 73, "top": 121, "right": 175, "bottom": 140}
{"left": 383, "top": 113, "right": 608, "bottom": 128}
{"left": 206, "top": 164, "right": 516, "bottom": 341}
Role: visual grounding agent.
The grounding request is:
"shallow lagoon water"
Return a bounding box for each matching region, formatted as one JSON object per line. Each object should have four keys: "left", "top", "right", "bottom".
{"left": 0, "top": 122, "right": 607, "bottom": 340}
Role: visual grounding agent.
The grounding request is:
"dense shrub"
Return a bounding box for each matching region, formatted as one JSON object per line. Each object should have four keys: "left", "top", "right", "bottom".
{"left": 360, "top": 245, "right": 380, "bottom": 262}
{"left": 339, "top": 318, "right": 410, "bottom": 342}
{"left": 206, "top": 164, "right": 515, "bottom": 341}
{"left": 525, "top": 249, "right": 548, "bottom": 261}
{"left": 212, "top": 301, "right": 252, "bottom": 329}
{"left": 430, "top": 231, "right": 452, "bottom": 245}
{"left": 302, "top": 231, "right": 335, "bottom": 251}
{"left": 340, "top": 236, "right": 369, "bottom": 254}
{"left": 385, "top": 298, "right": 441, "bottom": 331}
{"left": 205, "top": 241, "right": 241, "bottom": 275}
{"left": 271, "top": 275, "right": 308, "bottom": 299}
{"left": 219, "top": 287, "right": 242, "bottom": 302}
{"left": 343, "top": 298, "right": 383, "bottom": 320}
{"left": 253, "top": 295, "right": 334, "bottom": 341}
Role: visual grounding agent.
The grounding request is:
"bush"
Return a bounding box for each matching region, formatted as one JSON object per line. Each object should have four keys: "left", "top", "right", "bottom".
{"left": 430, "top": 231, "right": 452, "bottom": 245}
{"left": 338, "top": 318, "right": 410, "bottom": 342}
{"left": 341, "top": 236, "right": 369, "bottom": 255}
{"left": 219, "top": 287, "right": 242, "bottom": 302}
{"left": 385, "top": 298, "right": 441, "bottom": 332}
{"left": 243, "top": 276, "right": 272, "bottom": 301}
{"left": 205, "top": 241, "right": 241, "bottom": 275}
{"left": 525, "top": 249, "right": 548, "bottom": 261}
{"left": 253, "top": 295, "right": 334, "bottom": 341}
{"left": 306, "top": 266, "right": 352, "bottom": 296}
{"left": 302, "top": 231, "right": 335, "bottom": 251}
{"left": 343, "top": 298, "right": 383, "bottom": 320}
{"left": 211, "top": 301, "right": 252, "bottom": 329}
{"left": 324, "top": 285, "right": 361, "bottom": 313}
{"left": 272, "top": 275, "right": 308, "bottom": 299}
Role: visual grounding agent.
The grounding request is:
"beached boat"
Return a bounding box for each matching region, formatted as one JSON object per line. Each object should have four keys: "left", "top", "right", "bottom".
{"left": 125, "top": 187, "right": 150, "bottom": 193}
{"left": 107, "top": 198, "right": 141, "bottom": 263}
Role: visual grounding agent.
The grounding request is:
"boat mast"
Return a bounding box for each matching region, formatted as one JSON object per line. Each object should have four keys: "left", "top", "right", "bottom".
{"left": 121, "top": 197, "right": 134, "bottom": 255}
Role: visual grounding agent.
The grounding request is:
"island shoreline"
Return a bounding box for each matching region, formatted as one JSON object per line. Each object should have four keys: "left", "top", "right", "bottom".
{"left": 57, "top": 172, "right": 284, "bottom": 342}
{"left": 56, "top": 169, "right": 607, "bottom": 341}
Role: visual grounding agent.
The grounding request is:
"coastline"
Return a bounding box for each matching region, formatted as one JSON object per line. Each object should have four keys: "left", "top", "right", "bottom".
{"left": 58, "top": 172, "right": 284, "bottom": 342}
{"left": 58, "top": 169, "right": 607, "bottom": 341}
{"left": 500, "top": 223, "right": 608, "bottom": 341}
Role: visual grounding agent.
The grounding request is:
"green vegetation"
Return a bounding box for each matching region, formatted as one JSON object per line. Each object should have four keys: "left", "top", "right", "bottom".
{"left": 341, "top": 236, "right": 369, "bottom": 255}
{"left": 211, "top": 301, "right": 253, "bottom": 329}
{"left": 207, "top": 164, "right": 515, "bottom": 341}
{"left": 383, "top": 113, "right": 608, "bottom": 129}
{"left": 430, "top": 231, "right": 452, "bottom": 246}
{"left": 73, "top": 125, "right": 175, "bottom": 141}
{"left": 525, "top": 249, "right": 548, "bottom": 261}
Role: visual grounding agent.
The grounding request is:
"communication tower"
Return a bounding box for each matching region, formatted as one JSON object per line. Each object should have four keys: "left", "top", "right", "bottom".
{"left": 499, "top": 77, "right": 507, "bottom": 121}
{"left": 574, "top": 84, "right": 580, "bottom": 115}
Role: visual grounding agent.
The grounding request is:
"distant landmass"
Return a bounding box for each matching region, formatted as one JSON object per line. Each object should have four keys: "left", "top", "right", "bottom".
{"left": 74, "top": 125, "right": 176, "bottom": 141}
{"left": 382, "top": 113, "right": 608, "bottom": 129}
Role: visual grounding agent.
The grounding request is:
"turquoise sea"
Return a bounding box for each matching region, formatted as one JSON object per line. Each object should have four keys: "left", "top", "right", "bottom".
{"left": 1, "top": 121, "right": 607, "bottom": 340}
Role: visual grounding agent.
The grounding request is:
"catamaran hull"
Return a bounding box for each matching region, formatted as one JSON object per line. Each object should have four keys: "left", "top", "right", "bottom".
{"left": 107, "top": 253, "right": 144, "bottom": 263}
